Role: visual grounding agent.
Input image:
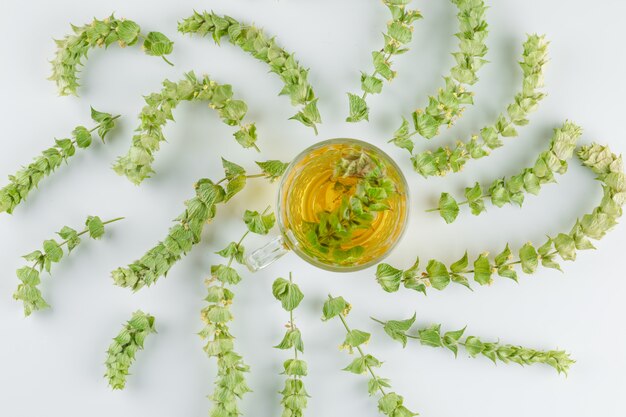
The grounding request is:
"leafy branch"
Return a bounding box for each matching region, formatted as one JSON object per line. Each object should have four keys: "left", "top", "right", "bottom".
{"left": 391, "top": 0, "right": 488, "bottom": 151}
{"left": 13, "top": 215, "right": 124, "bottom": 316}
{"left": 373, "top": 315, "right": 574, "bottom": 375}
{"left": 347, "top": 0, "right": 422, "bottom": 123}
{"left": 179, "top": 12, "right": 321, "bottom": 133}
{"left": 104, "top": 310, "right": 156, "bottom": 390}
{"left": 412, "top": 34, "right": 549, "bottom": 176}
{"left": 0, "top": 108, "right": 119, "bottom": 214}
{"left": 322, "top": 295, "right": 417, "bottom": 417}
{"left": 272, "top": 273, "right": 308, "bottom": 417}
{"left": 50, "top": 15, "right": 174, "bottom": 96}
{"left": 111, "top": 159, "right": 288, "bottom": 291}
{"left": 201, "top": 208, "right": 276, "bottom": 415}
{"left": 376, "top": 143, "right": 624, "bottom": 293}
{"left": 113, "top": 72, "right": 260, "bottom": 185}
{"left": 431, "top": 121, "right": 582, "bottom": 223}
{"left": 303, "top": 150, "right": 400, "bottom": 265}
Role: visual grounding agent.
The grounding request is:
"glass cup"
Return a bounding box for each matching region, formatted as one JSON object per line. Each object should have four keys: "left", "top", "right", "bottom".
{"left": 246, "top": 138, "right": 409, "bottom": 272}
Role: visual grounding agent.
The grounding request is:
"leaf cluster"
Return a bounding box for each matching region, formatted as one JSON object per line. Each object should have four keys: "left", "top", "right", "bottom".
{"left": 0, "top": 108, "right": 118, "bottom": 214}
{"left": 346, "top": 0, "right": 422, "bottom": 123}
{"left": 273, "top": 275, "right": 308, "bottom": 417}
{"left": 179, "top": 12, "right": 321, "bottom": 133}
{"left": 376, "top": 142, "right": 624, "bottom": 294}
{"left": 302, "top": 151, "right": 398, "bottom": 264}
{"left": 322, "top": 296, "right": 417, "bottom": 417}
{"left": 391, "top": 0, "right": 488, "bottom": 151}
{"left": 412, "top": 34, "right": 550, "bottom": 176}
{"left": 113, "top": 72, "right": 259, "bottom": 185}
{"left": 14, "top": 216, "right": 123, "bottom": 316}
{"left": 433, "top": 121, "right": 582, "bottom": 223}
{"left": 50, "top": 15, "right": 174, "bottom": 96}
{"left": 104, "top": 311, "right": 156, "bottom": 390}
{"left": 201, "top": 208, "right": 278, "bottom": 416}
{"left": 376, "top": 315, "right": 574, "bottom": 375}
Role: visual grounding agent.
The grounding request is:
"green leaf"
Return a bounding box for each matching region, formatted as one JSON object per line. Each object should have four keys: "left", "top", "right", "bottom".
{"left": 256, "top": 160, "right": 289, "bottom": 182}
{"left": 494, "top": 244, "right": 512, "bottom": 267}
{"left": 283, "top": 359, "right": 308, "bottom": 376}
{"left": 418, "top": 324, "right": 443, "bottom": 347}
{"left": 450, "top": 252, "right": 468, "bottom": 273}
{"left": 381, "top": 313, "right": 416, "bottom": 347}
{"left": 438, "top": 193, "right": 459, "bottom": 224}
{"left": 16, "top": 266, "right": 40, "bottom": 285}
{"left": 554, "top": 233, "right": 577, "bottom": 261}
{"left": 43, "top": 239, "right": 63, "bottom": 263}
{"left": 346, "top": 93, "right": 369, "bottom": 123}
{"left": 222, "top": 158, "right": 246, "bottom": 179}
{"left": 274, "top": 328, "right": 304, "bottom": 352}
{"left": 143, "top": 32, "right": 174, "bottom": 58}
{"left": 321, "top": 296, "right": 349, "bottom": 321}
{"left": 73, "top": 126, "right": 92, "bottom": 148}
{"left": 215, "top": 242, "right": 245, "bottom": 264}
{"left": 116, "top": 20, "right": 141, "bottom": 45}
{"left": 473, "top": 253, "right": 492, "bottom": 285}
{"left": 86, "top": 216, "right": 105, "bottom": 239}
{"left": 361, "top": 73, "right": 383, "bottom": 95}
{"left": 375, "top": 263, "right": 403, "bottom": 293}
{"left": 443, "top": 327, "right": 466, "bottom": 357}
{"left": 519, "top": 243, "right": 538, "bottom": 274}
{"left": 368, "top": 377, "right": 392, "bottom": 396}
{"left": 211, "top": 264, "right": 242, "bottom": 284}
{"left": 243, "top": 209, "right": 275, "bottom": 235}
{"left": 343, "top": 354, "right": 381, "bottom": 374}
{"left": 272, "top": 277, "right": 304, "bottom": 311}
{"left": 426, "top": 260, "right": 450, "bottom": 290}
{"left": 344, "top": 329, "right": 371, "bottom": 347}
{"left": 464, "top": 336, "right": 485, "bottom": 356}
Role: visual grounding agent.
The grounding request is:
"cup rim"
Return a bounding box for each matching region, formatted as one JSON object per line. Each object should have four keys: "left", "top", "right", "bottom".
{"left": 276, "top": 138, "right": 410, "bottom": 273}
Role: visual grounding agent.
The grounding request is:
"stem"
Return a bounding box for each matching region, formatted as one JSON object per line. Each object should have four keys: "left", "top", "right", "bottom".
{"left": 161, "top": 55, "right": 174, "bottom": 66}
{"left": 288, "top": 272, "right": 298, "bottom": 362}
{"left": 361, "top": 49, "right": 393, "bottom": 101}
{"left": 89, "top": 115, "right": 121, "bottom": 134}
{"left": 59, "top": 216, "right": 124, "bottom": 246}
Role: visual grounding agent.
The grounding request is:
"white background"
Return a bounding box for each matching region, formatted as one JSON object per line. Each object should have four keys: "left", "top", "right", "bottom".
{"left": 1, "top": 1, "right": 625, "bottom": 416}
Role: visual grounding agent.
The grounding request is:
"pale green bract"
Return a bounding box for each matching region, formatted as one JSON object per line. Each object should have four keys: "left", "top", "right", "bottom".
{"left": 322, "top": 295, "right": 418, "bottom": 417}
{"left": 104, "top": 311, "right": 156, "bottom": 390}
{"left": 412, "top": 34, "right": 550, "bottom": 175}
{"left": 13, "top": 216, "right": 124, "bottom": 317}
{"left": 111, "top": 159, "right": 286, "bottom": 291}
{"left": 376, "top": 142, "right": 625, "bottom": 294}
{"left": 273, "top": 274, "right": 308, "bottom": 417}
{"left": 391, "top": 0, "right": 488, "bottom": 151}
{"left": 0, "top": 108, "right": 119, "bottom": 214}
{"left": 346, "top": 0, "right": 422, "bottom": 123}
{"left": 50, "top": 15, "right": 174, "bottom": 96}
{"left": 178, "top": 12, "right": 321, "bottom": 133}
{"left": 113, "top": 72, "right": 259, "bottom": 185}
{"left": 431, "top": 121, "right": 583, "bottom": 223}
{"left": 201, "top": 208, "right": 278, "bottom": 416}
{"left": 373, "top": 315, "right": 575, "bottom": 375}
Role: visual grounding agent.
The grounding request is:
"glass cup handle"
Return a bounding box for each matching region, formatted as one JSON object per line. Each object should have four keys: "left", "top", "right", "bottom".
{"left": 245, "top": 235, "right": 290, "bottom": 272}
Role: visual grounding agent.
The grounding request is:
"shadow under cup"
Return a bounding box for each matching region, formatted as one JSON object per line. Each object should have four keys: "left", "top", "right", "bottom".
{"left": 246, "top": 138, "right": 409, "bottom": 273}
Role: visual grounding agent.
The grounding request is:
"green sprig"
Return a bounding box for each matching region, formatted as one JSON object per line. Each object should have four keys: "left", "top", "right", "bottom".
{"left": 179, "top": 12, "right": 321, "bottom": 133}
{"left": 376, "top": 142, "right": 625, "bottom": 294}
{"left": 412, "top": 34, "right": 549, "bottom": 176}
{"left": 322, "top": 295, "right": 418, "bottom": 417}
{"left": 346, "top": 0, "right": 422, "bottom": 123}
{"left": 373, "top": 315, "right": 574, "bottom": 375}
{"left": 430, "top": 121, "right": 582, "bottom": 223}
{"left": 112, "top": 159, "right": 285, "bottom": 291}
{"left": 0, "top": 108, "right": 119, "bottom": 214}
{"left": 391, "top": 0, "right": 488, "bottom": 151}
{"left": 113, "top": 72, "right": 259, "bottom": 185}
{"left": 104, "top": 310, "right": 156, "bottom": 390}
{"left": 273, "top": 273, "right": 308, "bottom": 417}
{"left": 13, "top": 216, "right": 124, "bottom": 316}
{"left": 50, "top": 15, "right": 174, "bottom": 96}
{"left": 201, "top": 208, "right": 277, "bottom": 415}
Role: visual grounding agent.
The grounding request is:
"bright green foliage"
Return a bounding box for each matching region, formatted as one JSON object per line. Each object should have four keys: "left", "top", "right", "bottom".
{"left": 376, "top": 142, "right": 624, "bottom": 294}
{"left": 302, "top": 150, "right": 399, "bottom": 264}
{"left": 391, "top": 0, "right": 488, "bottom": 151}
{"left": 256, "top": 160, "right": 290, "bottom": 182}
{"left": 430, "top": 121, "right": 582, "bottom": 223}
{"left": 179, "top": 12, "right": 321, "bottom": 133}
{"left": 111, "top": 161, "right": 285, "bottom": 291}
{"left": 323, "top": 295, "right": 418, "bottom": 417}
{"left": 104, "top": 311, "right": 156, "bottom": 390}
{"left": 412, "top": 34, "right": 550, "bottom": 176}
{"left": 374, "top": 317, "right": 575, "bottom": 375}
{"left": 113, "top": 72, "right": 259, "bottom": 185}
{"left": 50, "top": 15, "right": 174, "bottom": 96}
{"left": 346, "top": 1, "right": 422, "bottom": 122}
{"left": 13, "top": 216, "right": 124, "bottom": 316}
{"left": 273, "top": 274, "right": 309, "bottom": 417}
{"left": 201, "top": 209, "right": 278, "bottom": 416}
{"left": 0, "top": 109, "right": 119, "bottom": 214}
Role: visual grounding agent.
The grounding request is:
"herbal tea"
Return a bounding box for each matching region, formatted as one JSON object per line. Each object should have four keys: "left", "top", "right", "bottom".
{"left": 279, "top": 140, "right": 408, "bottom": 270}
